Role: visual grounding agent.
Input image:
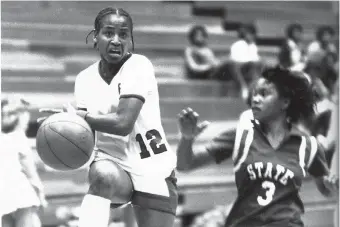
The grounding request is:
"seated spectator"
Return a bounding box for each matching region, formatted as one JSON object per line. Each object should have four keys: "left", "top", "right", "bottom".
{"left": 184, "top": 25, "right": 219, "bottom": 80}
{"left": 184, "top": 25, "right": 250, "bottom": 99}
{"left": 305, "top": 25, "right": 338, "bottom": 99}
{"left": 278, "top": 23, "right": 306, "bottom": 71}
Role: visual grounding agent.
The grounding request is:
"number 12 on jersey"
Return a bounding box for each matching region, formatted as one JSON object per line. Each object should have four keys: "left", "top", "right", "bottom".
{"left": 135, "top": 129, "right": 168, "bottom": 159}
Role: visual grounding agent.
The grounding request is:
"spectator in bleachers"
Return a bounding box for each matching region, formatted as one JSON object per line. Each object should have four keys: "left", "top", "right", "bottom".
{"left": 229, "top": 23, "right": 262, "bottom": 98}
{"left": 184, "top": 25, "right": 220, "bottom": 80}
{"left": 184, "top": 25, "right": 249, "bottom": 99}
{"left": 278, "top": 23, "right": 306, "bottom": 71}
{"left": 305, "top": 25, "right": 338, "bottom": 99}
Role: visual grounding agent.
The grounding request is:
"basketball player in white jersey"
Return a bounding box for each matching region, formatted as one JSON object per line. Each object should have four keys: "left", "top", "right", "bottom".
{"left": 42, "top": 7, "right": 177, "bottom": 227}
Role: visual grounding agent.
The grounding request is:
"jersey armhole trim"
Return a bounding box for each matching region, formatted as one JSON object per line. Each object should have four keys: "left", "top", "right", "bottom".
{"left": 299, "top": 136, "right": 307, "bottom": 177}
{"left": 306, "top": 136, "right": 318, "bottom": 169}
{"left": 120, "top": 94, "right": 145, "bottom": 103}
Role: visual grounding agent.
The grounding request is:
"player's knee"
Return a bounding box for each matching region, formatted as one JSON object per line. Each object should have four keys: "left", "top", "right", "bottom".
{"left": 88, "top": 160, "right": 129, "bottom": 199}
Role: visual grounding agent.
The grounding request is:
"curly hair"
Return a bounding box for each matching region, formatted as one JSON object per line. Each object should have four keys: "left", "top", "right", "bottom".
{"left": 261, "top": 66, "right": 316, "bottom": 124}
{"left": 86, "top": 7, "right": 134, "bottom": 50}
{"left": 188, "top": 25, "right": 208, "bottom": 45}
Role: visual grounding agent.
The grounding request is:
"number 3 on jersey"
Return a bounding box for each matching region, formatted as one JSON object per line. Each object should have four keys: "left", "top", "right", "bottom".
{"left": 257, "top": 181, "right": 276, "bottom": 206}
{"left": 135, "top": 129, "right": 167, "bottom": 159}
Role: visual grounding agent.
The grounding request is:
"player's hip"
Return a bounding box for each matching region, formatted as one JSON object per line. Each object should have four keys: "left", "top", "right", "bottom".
{"left": 93, "top": 149, "right": 176, "bottom": 177}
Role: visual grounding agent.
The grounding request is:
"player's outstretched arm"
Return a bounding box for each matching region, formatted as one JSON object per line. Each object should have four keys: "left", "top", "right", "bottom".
{"left": 176, "top": 107, "right": 212, "bottom": 171}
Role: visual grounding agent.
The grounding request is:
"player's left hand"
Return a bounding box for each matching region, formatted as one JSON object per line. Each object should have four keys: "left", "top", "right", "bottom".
{"left": 323, "top": 174, "right": 339, "bottom": 196}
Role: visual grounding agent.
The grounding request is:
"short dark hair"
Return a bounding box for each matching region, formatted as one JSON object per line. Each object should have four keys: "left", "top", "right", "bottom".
{"left": 285, "top": 23, "right": 303, "bottom": 39}
{"left": 316, "top": 25, "right": 335, "bottom": 41}
{"left": 238, "top": 23, "right": 257, "bottom": 39}
{"left": 188, "top": 25, "right": 208, "bottom": 45}
{"left": 260, "top": 66, "right": 315, "bottom": 124}
{"left": 86, "top": 7, "right": 134, "bottom": 50}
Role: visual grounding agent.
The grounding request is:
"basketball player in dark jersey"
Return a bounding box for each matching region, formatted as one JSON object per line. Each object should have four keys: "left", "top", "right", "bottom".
{"left": 176, "top": 66, "right": 338, "bottom": 227}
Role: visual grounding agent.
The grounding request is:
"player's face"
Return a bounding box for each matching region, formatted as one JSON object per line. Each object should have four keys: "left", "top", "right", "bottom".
{"left": 97, "top": 14, "right": 132, "bottom": 64}
{"left": 250, "top": 78, "right": 288, "bottom": 123}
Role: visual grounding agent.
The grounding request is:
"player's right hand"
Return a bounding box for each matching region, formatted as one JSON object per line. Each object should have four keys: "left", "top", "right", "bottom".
{"left": 178, "top": 107, "right": 210, "bottom": 140}
{"left": 37, "top": 103, "right": 76, "bottom": 123}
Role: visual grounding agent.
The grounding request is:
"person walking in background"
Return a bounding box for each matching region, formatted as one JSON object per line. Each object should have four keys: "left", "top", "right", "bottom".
{"left": 278, "top": 23, "right": 306, "bottom": 71}
{"left": 1, "top": 97, "right": 47, "bottom": 227}
{"left": 229, "top": 23, "right": 262, "bottom": 79}
{"left": 229, "top": 23, "right": 262, "bottom": 99}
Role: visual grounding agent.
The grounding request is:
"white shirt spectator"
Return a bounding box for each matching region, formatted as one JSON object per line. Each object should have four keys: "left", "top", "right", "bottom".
{"left": 230, "top": 40, "right": 260, "bottom": 63}
{"left": 307, "top": 41, "right": 337, "bottom": 63}
{"left": 287, "top": 39, "right": 305, "bottom": 70}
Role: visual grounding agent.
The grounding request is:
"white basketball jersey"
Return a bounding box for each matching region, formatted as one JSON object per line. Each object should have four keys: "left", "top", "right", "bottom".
{"left": 74, "top": 54, "right": 176, "bottom": 176}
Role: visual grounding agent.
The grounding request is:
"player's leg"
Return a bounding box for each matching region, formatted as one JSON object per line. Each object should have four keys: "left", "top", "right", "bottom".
{"left": 2, "top": 213, "right": 14, "bottom": 227}
{"left": 14, "top": 207, "right": 41, "bottom": 227}
{"left": 131, "top": 172, "right": 178, "bottom": 227}
{"left": 78, "top": 159, "right": 133, "bottom": 227}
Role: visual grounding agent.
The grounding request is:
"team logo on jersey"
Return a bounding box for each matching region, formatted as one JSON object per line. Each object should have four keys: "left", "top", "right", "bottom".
{"left": 247, "top": 162, "right": 295, "bottom": 186}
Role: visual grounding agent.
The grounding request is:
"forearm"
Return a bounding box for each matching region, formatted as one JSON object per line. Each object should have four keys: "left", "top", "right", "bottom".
{"left": 188, "top": 62, "right": 212, "bottom": 72}
{"left": 85, "top": 113, "right": 131, "bottom": 136}
{"left": 176, "top": 137, "right": 196, "bottom": 171}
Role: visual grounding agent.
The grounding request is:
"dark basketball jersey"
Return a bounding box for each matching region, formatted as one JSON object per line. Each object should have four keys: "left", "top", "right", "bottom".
{"left": 205, "top": 120, "right": 329, "bottom": 227}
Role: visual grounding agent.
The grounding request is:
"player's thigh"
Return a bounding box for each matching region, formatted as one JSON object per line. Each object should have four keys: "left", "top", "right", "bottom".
{"left": 88, "top": 159, "right": 133, "bottom": 204}
{"left": 130, "top": 171, "right": 178, "bottom": 227}
{"left": 133, "top": 206, "right": 175, "bottom": 227}
{"left": 14, "top": 207, "right": 41, "bottom": 227}
{"left": 2, "top": 213, "right": 14, "bottom": 227}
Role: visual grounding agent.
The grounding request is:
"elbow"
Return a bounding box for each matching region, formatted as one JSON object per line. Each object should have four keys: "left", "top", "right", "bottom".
{"left": 176, "top": 165, "right": 191, "bottom": 172}
{"left": 176, "top": 162, "right": 193, "bottom": 172}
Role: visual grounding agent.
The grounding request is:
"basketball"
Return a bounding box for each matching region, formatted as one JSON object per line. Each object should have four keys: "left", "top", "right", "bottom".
{"left": 36, "top": 112, "right": 95, "bottom": 171}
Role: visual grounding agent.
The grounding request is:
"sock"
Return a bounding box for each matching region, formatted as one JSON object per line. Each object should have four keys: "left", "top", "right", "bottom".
{"left": 78, "top": 194, "right": 111, "bottom": 227}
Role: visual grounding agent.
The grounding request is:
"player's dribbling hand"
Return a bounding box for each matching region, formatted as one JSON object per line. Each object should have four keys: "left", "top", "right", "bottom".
{"left": 178, "top": 107, "right": 210, "bottom": 140}
{"left": 38, "top": 103, "right": 88, "bottom": 123}
{"left": 38, "top": 107, "right": 63, "bottom": 123}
